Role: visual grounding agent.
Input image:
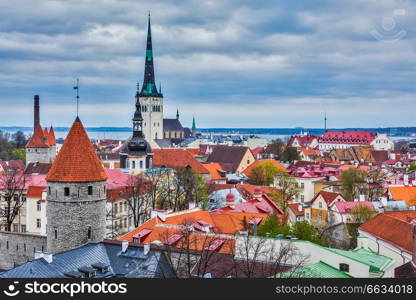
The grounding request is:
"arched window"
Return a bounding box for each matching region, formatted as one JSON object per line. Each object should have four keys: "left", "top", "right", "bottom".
{"left": 140, "top": 161, "right": 143, "bottom": 169}
{"left": 87, "top": 226, "right": 92, "bottom": 239}
{"left": 132, "top": 161, "right": 136, "bottom": 169}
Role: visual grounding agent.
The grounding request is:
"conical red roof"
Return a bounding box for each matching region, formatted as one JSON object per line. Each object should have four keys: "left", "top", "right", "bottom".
{"left": 47, "top": 126, "right": 56, "bottom": 146}
{"left": 46, "top": 117, "right": 107, "bottom": 182}
{"left": 26, "top": 123, "right": 49, "bottom": 148}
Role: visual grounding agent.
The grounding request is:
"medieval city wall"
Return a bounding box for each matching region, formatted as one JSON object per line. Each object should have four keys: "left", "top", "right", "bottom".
{"left": 0, "top": 231, "right": 47, "bottom": 270}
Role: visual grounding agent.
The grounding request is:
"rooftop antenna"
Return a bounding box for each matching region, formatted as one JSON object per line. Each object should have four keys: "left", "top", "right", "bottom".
{"left": 73, "top": 78, "right": 80, "bottom": 117}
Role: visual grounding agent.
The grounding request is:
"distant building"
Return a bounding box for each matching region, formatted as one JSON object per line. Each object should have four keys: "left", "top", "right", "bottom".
{"left": 288, "top": 135, "right": 319, "bottom": 149}
{"left": 26, "top": 95, "right": 56, "bottom": 165}
{"left": 318, "top": 130, "right": 393, "bottom": 151}
{"left": 207, "top": 145, "right": 255, "bottom": 174}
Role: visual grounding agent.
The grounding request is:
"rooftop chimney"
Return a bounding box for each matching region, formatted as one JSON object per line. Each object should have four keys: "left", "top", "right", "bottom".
{"left": 121, "top": 240, "right": 129, "bottom": 253}
{"left": 34, "top": 250, "right": 43, "bottom": 260}
{"left": 143, "top": 243, "right": 150, "bottom": 256}
{"left": 43, "top": 252, "right": 53, "bottom": 263}
{"left": 34, "top": 95, "right": 40, "bottom": 131}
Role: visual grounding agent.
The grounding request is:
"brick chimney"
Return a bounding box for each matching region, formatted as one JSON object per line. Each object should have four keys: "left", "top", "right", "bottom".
{"left": 34, "top": 95, "right": 40, "bottom": 131}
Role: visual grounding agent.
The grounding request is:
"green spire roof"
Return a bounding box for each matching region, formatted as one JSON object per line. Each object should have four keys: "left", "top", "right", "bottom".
{"left": 139, "top": 13, "right": 162, "bottom": 97}
{"left": 192, "top": 116, "right": 196, "bottom": 131}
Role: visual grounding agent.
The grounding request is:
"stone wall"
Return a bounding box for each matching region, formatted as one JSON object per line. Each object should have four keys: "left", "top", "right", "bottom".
{"left": 26, "top": 147, "right": 55, "bottom": 165}
{"left": 46, "top": 181, "right": 106, "bottom": 254}
{"left": 0, "top": 231, "right": 46, "bottom": 270}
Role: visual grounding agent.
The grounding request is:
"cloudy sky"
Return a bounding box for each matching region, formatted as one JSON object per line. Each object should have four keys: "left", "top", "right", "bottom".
{"left": 0, "top": 0, "right": 415, "bottom": 128}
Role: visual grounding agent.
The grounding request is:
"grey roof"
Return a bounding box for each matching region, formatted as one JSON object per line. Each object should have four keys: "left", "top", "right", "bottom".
{"left": 208, "top": 188, "right": 245, "bottom": 210}
{"left": 163, "top": 118, "right": 183, "bottom": 132}
{"left": 0, "top": 241, "right": 176, "bottom": 278}
{"left": 155, "top": 138, "right": 174, "bottom": 148}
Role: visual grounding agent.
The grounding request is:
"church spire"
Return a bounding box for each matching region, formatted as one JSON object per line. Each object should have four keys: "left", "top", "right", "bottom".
{"left": 192, "top": 115, "right": 196, "bottom": 134}
{"left": 176, "top": 109, "right": 179, "bottom": 119}
{"left": 140, "top": 13, "right": 160, "bottom": 97}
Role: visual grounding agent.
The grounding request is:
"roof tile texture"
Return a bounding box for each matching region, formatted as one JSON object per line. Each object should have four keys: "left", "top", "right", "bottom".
{"left": 46, "top": 118, "right": 107, "bottom": 182}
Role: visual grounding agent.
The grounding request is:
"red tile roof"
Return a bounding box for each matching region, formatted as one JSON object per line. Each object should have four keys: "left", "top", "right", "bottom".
{"left": 288, "top": 135, "right": 318, "bottom": 147}
{"left": 242, "top": 159, "right": 286, "bottom": 177}
{"left": 250, "top": 147, "right": 265, "bottom": 157}
{"left": 46, "top": 117, "right": 107, "bottom": 182}
{"left": 26, "top": 124, "right": 49, "bottom": 148}
{"left": 47, "top": 126, "right": 56, "bottom": 146}
{"left": 359, "top": 211, "right": 416, "bottom": 254}
{"left": 152, "top": 149, "right": 209, "bottom": 174}
{"left": 289, "top": 203, "right": 305, "bottom": 216}
{"left": 119, "top": 209, "right": 267, "bottom": 254}
{"left": 319, "top": 131, "right": 376, "bottom": 144}
{"left": 202, "top": 163, "right": 226, "bottom": 180}
{"left": 334, "top": 201, "right": 374, "bottom": 214}
{"left": 310, "top": 191, "right": 343, "bottom": 205}
{"left": 26, "top": 186, "right": 45, "bottom": 198}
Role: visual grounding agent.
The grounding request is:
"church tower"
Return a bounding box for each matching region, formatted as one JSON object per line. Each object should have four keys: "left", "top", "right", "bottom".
{"left": 120, "top": 101, "right": 153, "bottom": 175}
{"left": 46, "top": 117, "right": 107, "bottom": 254}
{"left": 136, "top": 14, "right": 163, "bottom": 147}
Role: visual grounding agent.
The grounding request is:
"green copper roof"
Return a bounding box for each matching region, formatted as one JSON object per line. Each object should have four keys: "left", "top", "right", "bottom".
{"left": 276, "top": 261, "right": 353, "bottom": 278}
{"left": 324, "top": 247, "right": 394, "bottom": 273}
{"left": 139, "top": 14, "right": 162, "bottom": 97}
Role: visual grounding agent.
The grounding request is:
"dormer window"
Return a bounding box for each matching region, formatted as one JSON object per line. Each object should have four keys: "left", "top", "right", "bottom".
{"left": 339, "top": 263, "right": 349, "bottom": 272}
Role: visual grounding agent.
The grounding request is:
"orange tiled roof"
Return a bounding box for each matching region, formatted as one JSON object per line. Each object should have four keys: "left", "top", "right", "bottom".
{"left": 299, "top": 147, "right": 320, "bottom": 156}
{"left": 47, "top": 126, "right": 56, "bottom": 146}
{"left": 26, "top": 186, "right": 46, "bottom": 198}
{"left": 359, "top": 211, "right": 416, "bottom": 254}
{"left": 202, "top": 162, "right": 226, "bottom": 180}
{"left": 26, "top": 124, "right": 49, "bottom": 148}
{"left": 237, "top": 183, "right": 279, "bottom": 196}
{"left": 119, "top": 209, "right": 267, "bottom": 254}
{"left": 46, "top": 117, "right": 107, "bottom": 182}
{"left": 389, "top": 186, "right": 416, "bottom": 206}
{"left": 186, "top": 148, "right": 200, "bottom": 156}
{"left": 152, "top": 149, "right": 209, "bottom": 174}
{"left": 242, "top": 159, "right": 286, "bottom": 177}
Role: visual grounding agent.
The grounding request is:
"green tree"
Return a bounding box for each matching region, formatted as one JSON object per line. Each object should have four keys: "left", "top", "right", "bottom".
{"left": 272, "top": 171, "right": 301, "bottom": 225}
{"left": 10, "top": 148, "right": 25, "bottom": 163}
{"left": 280, "top": 146, "right": 300, "bottom": 163}
{"left": 340, "top": 168, "right": 367, "bottom": 201}
{"left": 409, "top": 164, "right": 416, "bottom": 171}
{"left": 264, "top": 139, "right": 285, "bottom": 159}
{"left": 11, "top": 131, "right": 27, "bottom": 149}
{"left": 248, "top": 161, "right": 282, "bottom": 186}
{"left": 290, "top": 221, "right": 324, "bottom": 245}
{"left": 257, "top": 215, "right": 291, "bottom": 237}
{"left": 349, "top": 205, "right": 376, "bottom": 223}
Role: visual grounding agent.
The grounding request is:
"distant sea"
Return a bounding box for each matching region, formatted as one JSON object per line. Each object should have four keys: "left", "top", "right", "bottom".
{"left": 1, "top": 126, "right": 415, "bottom": 142}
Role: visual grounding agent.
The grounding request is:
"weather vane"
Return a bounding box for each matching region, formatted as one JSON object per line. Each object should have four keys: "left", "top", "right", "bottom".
{"left": 73, "top": 78, "right": 79, "bottom": 117}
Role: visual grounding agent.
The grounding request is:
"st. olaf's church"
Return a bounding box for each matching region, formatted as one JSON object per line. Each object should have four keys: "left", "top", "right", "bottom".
{"left": 119, "top": 15, "right": 192, "bottom": 174}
